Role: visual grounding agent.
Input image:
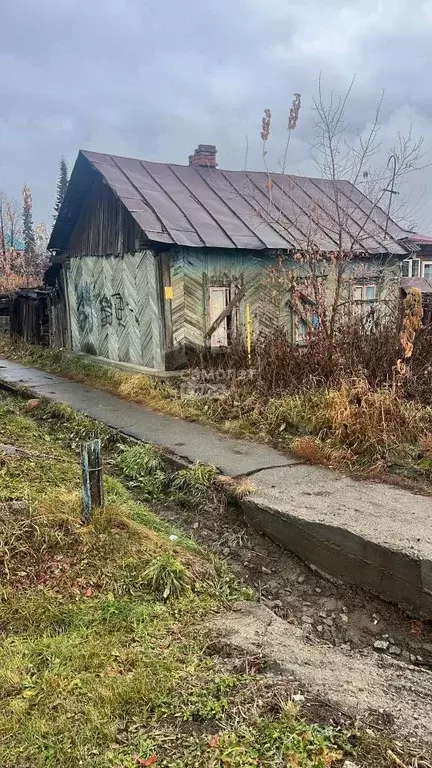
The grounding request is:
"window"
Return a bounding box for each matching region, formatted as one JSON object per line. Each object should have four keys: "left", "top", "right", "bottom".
{"left": 402, "top": 259, "right": 420, "bottom": 278}
{"left": 209, "top": 287, "right": 230, "bottom": 347}
{"left": 311, "top": 312, "right": 320, "bottom": 329}
{"left": 365, "top": 285, "right": 375, "bottom": 302}
{"left": 208, "top": 285, "right": 240, "bottom": 347}
{"left": 353, "top": 284, "right": 376, "bottom": 303}
{"left": 295, "top": 317, "right": 308, "bottom": 343}
{"left": 424, "top": 263, "right": 432, "bottom": 279}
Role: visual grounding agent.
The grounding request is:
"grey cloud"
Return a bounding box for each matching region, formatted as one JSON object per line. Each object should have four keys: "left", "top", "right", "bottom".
{"left": 1, "top": 0, "right": 432, "bottom": 231}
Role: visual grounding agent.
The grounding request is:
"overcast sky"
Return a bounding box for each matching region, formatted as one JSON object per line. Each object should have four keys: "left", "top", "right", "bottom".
{"left": 1, "top": 0, "right": 432, "bottom": 232}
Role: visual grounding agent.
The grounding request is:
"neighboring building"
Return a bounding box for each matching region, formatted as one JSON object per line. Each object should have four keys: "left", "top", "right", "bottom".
{"left": 48, "top": 146, "right": 415, "bottom": 370}
{"left": 401, "top": 234, "right": 432, "bottom": 325}
{"left": 4, "top": 234, "right": 25, "bottom": 252}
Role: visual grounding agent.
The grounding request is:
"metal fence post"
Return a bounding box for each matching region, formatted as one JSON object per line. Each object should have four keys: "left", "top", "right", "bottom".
{"left": 81, "top": 439, "right": 104, "bottom": 523}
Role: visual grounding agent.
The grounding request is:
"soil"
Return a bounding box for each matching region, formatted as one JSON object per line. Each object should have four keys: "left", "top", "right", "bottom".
{"left": 158, "top": 499, "right": 432, "bottom": 668}
{"left": 156, "top": 496, "right": 432, "bottom": 744}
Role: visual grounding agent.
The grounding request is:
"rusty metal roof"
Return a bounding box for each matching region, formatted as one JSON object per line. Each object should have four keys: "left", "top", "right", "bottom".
{"left": 49, "top": 149, "right": 413, "bottom": 254}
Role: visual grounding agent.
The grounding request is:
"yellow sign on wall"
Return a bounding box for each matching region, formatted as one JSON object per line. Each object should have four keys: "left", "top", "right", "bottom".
{"left": 164, "top": 286, "right": 173, "bottom": 300}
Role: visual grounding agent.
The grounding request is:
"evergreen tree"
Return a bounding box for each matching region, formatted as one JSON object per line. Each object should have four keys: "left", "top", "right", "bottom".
{"left": 54, "top": 157, "right": 69, "bottom": 218}
{"left": 22, "top": 184, "right": 36, "bottom": 270}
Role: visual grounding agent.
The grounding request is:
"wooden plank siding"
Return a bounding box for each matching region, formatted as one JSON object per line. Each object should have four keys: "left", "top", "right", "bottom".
{"left": 168, "top": 248, "right": 402, "bottom": 364}
{"left": 67, "top": 175, "right": 142, "bottom": 258}
{"left": 65, "top": 251, "right": 164, "bottom": 369}
{"left": 170, "top": 248, "right": 288, "bottom": 361}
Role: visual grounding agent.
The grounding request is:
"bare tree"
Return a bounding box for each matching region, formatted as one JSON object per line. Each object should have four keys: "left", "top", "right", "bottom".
{"left": 5, "top": 197, "right": 21, "bottom": 254}
{"left": 260, "top": 77, "right": 428, "bottom": 356}
{"left": 0, "top": 192, "right": 7, "bottom": 259}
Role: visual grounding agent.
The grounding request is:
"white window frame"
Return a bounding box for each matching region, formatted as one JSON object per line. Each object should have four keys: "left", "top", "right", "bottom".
{"left": 402, "top": 258, "right": 421, "bottom": 278}
{"left": 352, "top": 284, "right": 376, "bottom": 303}
{"left": 423, "top": 261, "right": 432, "bottom": 279}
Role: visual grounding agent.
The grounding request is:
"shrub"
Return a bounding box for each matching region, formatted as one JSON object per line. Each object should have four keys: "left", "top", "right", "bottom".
{"left": 171, "top": 462, "right": 219, "bottom": 509}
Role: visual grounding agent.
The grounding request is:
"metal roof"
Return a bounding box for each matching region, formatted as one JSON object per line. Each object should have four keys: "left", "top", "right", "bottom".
{"left": 406, "top": 233, "right": 432, "bottom": 245}
{"left": 49, "top": 149, "right": 413, "bottom": 254}
{"left": 401, "top": 277, "right": 432, "bottom": 294}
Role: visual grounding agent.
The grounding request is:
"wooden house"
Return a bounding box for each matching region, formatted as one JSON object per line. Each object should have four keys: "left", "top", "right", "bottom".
{"left": 48, "top": 146, "right": 415, "bottom": 370}
{"left": 401, "top": 234, "right": 432, "bottom": 325}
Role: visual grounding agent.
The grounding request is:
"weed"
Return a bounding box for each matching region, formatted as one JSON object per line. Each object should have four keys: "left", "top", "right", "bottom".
{"left": 115, "top": 443, "right": 167, "bottom": 500}
{"left": 142, "top": 553, "right": 191, "bottom": 600}
{"left": 171, "top": 462, "right": 219, "bottom": 509}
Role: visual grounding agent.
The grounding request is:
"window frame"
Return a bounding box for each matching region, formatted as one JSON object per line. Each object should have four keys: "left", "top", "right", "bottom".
{"left": 423, "top": 261, "right": 432, "bottom": 279}
{"left": 352, "top": 284, "right": 376, "bottom": 303}
{"left": 402, "top": 258, "right": 421, "bottom": 278}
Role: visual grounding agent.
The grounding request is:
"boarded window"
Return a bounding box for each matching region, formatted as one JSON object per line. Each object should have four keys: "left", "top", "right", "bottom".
{"left": 209, "top": 287, "right": 230, "bottom": 347}
{"left": 208, "top": 285, "right": 241, "bottom": 347}
{"left": 295, "top": 316, "right": 308, "bottom": 343}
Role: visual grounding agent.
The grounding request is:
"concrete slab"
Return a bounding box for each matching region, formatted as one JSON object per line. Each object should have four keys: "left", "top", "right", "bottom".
{"left": 215, "top": 602, "right": 432, "bottom": 741}
{"left": 1, "top": 356, "right": 431, "bottom": 617}
{"left": 70, "top": 351, "right": 181, "bottom": 379}
{"left": 0, "top": 359, "right": 293, "bottom": 476}
{"left": 241, "top": 464, "right": 432, "bottom": 617}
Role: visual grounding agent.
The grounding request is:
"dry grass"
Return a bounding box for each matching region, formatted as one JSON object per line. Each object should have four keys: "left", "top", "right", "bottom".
{"left": 0, "top": 390, "right": 359, "bottom": 768}
{"left": 3, "top": 331, "right": 432, "bottom": 485}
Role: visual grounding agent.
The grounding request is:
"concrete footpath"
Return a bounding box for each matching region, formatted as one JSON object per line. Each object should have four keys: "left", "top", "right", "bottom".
{"left": 1, "top": 357, "right": 431, "bottom": 619}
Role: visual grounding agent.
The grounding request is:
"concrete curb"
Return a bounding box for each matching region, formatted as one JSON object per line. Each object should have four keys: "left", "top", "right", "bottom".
{"left": 1, "top": 373, "right": 432, "bottom": 620}
{"left": 240, "top": 497, "right": 432, "bottom": 619}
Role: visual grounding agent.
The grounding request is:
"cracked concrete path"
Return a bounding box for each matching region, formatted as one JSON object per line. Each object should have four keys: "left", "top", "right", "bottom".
{"left": 0, "top": 357, "right": 431, "bottom": 617}
{"left": 215, "top": 601, "right": 432, "bottom": 742}
{"left": 0, "top": 359, "right": 294, "bottom": 476}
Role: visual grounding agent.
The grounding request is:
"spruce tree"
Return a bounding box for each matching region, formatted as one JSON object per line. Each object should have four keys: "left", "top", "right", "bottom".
{"left": 54, "top": 157, "right": 69, "bottom": 218}
{"left": 22, "top": 184, "right": 36, "bottom": 271}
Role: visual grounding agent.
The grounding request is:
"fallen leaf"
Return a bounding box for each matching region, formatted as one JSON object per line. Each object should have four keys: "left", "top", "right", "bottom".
{"left": 410, "top": 620, "right": 423, "bottom": 638}
{"left": 23, "top": 399, "right": 40, "bottom": 413}
{"left": 85, "top": 587, "right": 93, "bottom": 597}
{"left": 134, "top": 756, "right": 157, "bottom": 767}
{"left": 209, "top": 735, "right": 220, "bottom": 748}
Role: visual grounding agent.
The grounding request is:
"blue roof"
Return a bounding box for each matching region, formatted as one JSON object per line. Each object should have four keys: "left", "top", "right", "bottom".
{"left": 5, "top": 234, "right": 25, "bottom": 251}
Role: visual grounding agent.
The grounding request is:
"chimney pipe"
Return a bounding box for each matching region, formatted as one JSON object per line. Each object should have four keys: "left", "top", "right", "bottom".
{"left": 188, "top": 144, "right": 217, "bottom": 168}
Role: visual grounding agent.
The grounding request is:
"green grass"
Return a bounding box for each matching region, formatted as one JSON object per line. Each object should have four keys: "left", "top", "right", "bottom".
{"left": 3, "top": 337, "right": 432, "bottom": 490}
{"left": 0, "top": 391, "right": 356, "bottom": 768}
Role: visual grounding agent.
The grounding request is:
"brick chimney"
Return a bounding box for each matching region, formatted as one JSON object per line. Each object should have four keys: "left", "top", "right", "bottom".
{"left": 188, "top": 144, "right": 217, "bottom": 168}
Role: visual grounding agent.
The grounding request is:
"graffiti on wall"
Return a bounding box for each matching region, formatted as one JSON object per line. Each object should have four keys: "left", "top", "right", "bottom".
{"left": 99, "top": 292, "right": 126, "bottom": 328}
{"left": 76, "top": 283, "right": 94, "bottom": 334}
{"left": 75, "top": 283, "right": 130, "bottom": 335}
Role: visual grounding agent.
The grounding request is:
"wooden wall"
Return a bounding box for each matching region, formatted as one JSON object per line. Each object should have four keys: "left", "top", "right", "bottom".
{"left": 168, "top": 248, "right": 402, "bottom": 362}
{"left": 67, "top": 175, "right": 143, "bottom": 258}
{"left": 170, "top": 248, "right": 290, "bottom": 359}
{"left": 65, "top": 251, "right": 164, "bottom": 369}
